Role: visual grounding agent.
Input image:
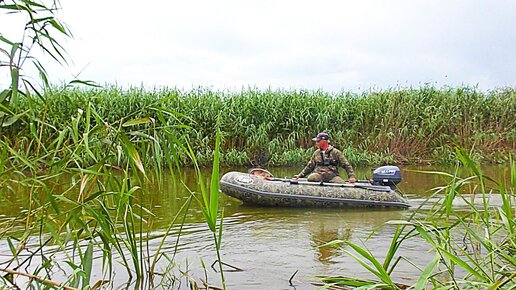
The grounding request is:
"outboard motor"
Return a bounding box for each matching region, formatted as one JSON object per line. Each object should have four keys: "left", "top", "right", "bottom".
{"left": 372, "top": 166, "right": 402, "bottom": 189}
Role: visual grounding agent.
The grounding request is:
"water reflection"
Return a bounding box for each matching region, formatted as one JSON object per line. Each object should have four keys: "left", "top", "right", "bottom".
{"left": 305, "top": 209, "right": 404, "bottom": 264}
{"left": 309, "top": 217, "right": 351, "bottom": 264}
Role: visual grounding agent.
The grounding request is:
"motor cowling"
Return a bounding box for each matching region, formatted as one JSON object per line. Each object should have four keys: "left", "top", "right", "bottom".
{"left": 372, "top": 166, "right": 402, "bottom": 189}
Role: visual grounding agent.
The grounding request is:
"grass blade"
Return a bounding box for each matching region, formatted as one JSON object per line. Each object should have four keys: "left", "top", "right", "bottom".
{"left": 119, "top": 133, "right": 146, "bottom": 176}
{"left": 209, "top": 119, "right": 221, "bottom": 227}
{"left": 414, "top": 252, "right": 440, "bottom": 290}
{"left": 344, "top": 241, "right": 394, "bottom": 286}
{"left": 82, "top": 242, "right": 93, "bottom": 289}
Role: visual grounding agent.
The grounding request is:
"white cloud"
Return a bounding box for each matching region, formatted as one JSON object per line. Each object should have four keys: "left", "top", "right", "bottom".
{"left": 1, "top": 0, "right": 515, "bottom": 91}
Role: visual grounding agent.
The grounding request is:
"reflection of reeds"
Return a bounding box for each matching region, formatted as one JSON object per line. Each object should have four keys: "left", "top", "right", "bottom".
{"left": 4, "top": 86, "right": 514, "bottom": 166}
{"left": 317, "top": 150, "right": 516, "bottom": 289}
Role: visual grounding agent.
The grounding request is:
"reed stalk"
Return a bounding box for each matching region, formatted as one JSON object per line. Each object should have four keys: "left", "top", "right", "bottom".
{"left": 187, "top": 116, "right": 226, "bottom": 289}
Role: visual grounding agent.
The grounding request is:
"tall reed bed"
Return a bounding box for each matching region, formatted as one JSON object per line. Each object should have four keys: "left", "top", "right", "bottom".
{"left": 3, "top": 85, "right": 514, "bottom": 167}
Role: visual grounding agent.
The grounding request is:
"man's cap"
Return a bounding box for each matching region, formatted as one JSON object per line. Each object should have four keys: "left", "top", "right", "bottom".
{"left": 312, "top": 132, "right": 329, "bottom": 142}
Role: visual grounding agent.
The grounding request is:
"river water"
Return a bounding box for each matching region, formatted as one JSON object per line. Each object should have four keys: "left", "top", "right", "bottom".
{"left": 0, "top": 165, "right": 511, "bottom": 289}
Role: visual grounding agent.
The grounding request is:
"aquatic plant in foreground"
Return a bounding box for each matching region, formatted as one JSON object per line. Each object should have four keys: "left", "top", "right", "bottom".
{"left": 317, "top": 149, "right": 515, "bottom": 289}
{"left": 0, "top": 1, "right": 227, "bottom": 288}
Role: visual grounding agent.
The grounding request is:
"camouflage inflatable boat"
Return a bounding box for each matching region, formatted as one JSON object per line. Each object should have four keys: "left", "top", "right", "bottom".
{"left": 220, "top": 166, "right": 409, "bottom": 209}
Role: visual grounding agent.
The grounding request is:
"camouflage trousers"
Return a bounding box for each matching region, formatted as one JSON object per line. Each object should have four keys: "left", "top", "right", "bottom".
{"left": 306, "top": 173, "right": 345, "bottom": 183}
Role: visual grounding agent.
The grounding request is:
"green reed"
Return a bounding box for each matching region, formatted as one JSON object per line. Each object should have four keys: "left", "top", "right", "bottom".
{"left": 0, "top": 87, "right": 225, "bottom": 288}
{"left": 187, "top": 119, "right": 227, "bottom": 289}
{"left": 0, "top": 88, "right": 212, "bottom": 288}
{"left": 0, "top": 100, "right": 210, "bottom": 288}
{"left": 4, "top": 85, "right": 514, "bottom": 168}
{"left": 317, "top": 149, "right": 515, "bottom": 289}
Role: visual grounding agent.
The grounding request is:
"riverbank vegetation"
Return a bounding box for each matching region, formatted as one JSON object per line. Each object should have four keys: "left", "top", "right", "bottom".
{"left": 2, "top": 85, "right": 515, "bottom": 168}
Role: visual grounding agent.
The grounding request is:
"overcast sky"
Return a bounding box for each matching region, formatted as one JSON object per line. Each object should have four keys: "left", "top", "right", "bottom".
{"left": 1, "top": 0, "right": 515, "bottom": 91}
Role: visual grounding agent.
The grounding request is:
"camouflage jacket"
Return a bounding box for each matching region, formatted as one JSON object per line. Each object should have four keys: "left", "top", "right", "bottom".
{"left": 298, "top": 146, "right": 355, "bottom": 180}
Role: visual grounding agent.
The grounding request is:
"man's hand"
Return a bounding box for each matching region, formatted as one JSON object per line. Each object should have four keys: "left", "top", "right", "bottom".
{"left": 294, "top": 175, "right": 301, "bottom": 180}
{"left": 348, "top": 177, "right": 356, "bottom": 183}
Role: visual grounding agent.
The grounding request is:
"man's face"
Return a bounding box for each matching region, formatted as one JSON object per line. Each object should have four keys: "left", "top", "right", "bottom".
{"left": 316, "top": 140, "right": 328, "bottom": 149}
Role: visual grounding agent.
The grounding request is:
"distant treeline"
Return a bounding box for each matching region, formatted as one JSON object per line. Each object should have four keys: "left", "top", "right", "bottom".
{"left": 3, "top": 85, "right": 515, "bottom": 166}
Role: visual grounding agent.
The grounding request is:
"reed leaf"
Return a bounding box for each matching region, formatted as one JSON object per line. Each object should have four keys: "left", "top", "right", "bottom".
{"left": 82, "top": 241, "right": 93, "bottom": 289}
{"left": 344, "top": 241, "right": 395, "bottom": 287}
{"left": 149, "top": 195, "right": 193, "bottom": 275}
{"left": 209, "top": 118, "right": 221, "bottom": 229}
{"left": 122, "top": 117, "right": 155, "bottom": 127}
{"left": 119, "top": 133, "right": 145, "bottom": 176}
{"left": 439, "top": 247, "right": 489, "bottom": 282}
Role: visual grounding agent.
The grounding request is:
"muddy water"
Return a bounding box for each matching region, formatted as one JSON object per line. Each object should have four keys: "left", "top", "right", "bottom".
{"left": 0, "top": 165, "right": 510, "bottom": 289}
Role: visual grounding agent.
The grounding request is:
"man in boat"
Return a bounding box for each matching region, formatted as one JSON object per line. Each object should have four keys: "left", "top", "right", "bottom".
{"left": 294, "top": 132, "right": 356, "bottom": 183}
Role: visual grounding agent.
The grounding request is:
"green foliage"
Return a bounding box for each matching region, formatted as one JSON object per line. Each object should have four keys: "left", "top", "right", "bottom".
{"left": 4, "top": 85, "right": 515, "bottom": 167}
{"left": 0, "top": 107, "right": 201, "bottom": 289}
{"left": 318, "top": 150, "right": 516, "bottom": 289}
{"left": 0, "top": 0, "right": 72, "bottom": 129}
{"left": 0, "top": 47, "right": 203, "bottom": 288}
{"left": 0, "top": 1, "right": 220, "bottom": 289}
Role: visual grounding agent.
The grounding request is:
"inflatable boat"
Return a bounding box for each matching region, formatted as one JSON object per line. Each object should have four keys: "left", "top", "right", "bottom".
{"left": 220, "top": 166, "right": 409, "bottom": 209}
